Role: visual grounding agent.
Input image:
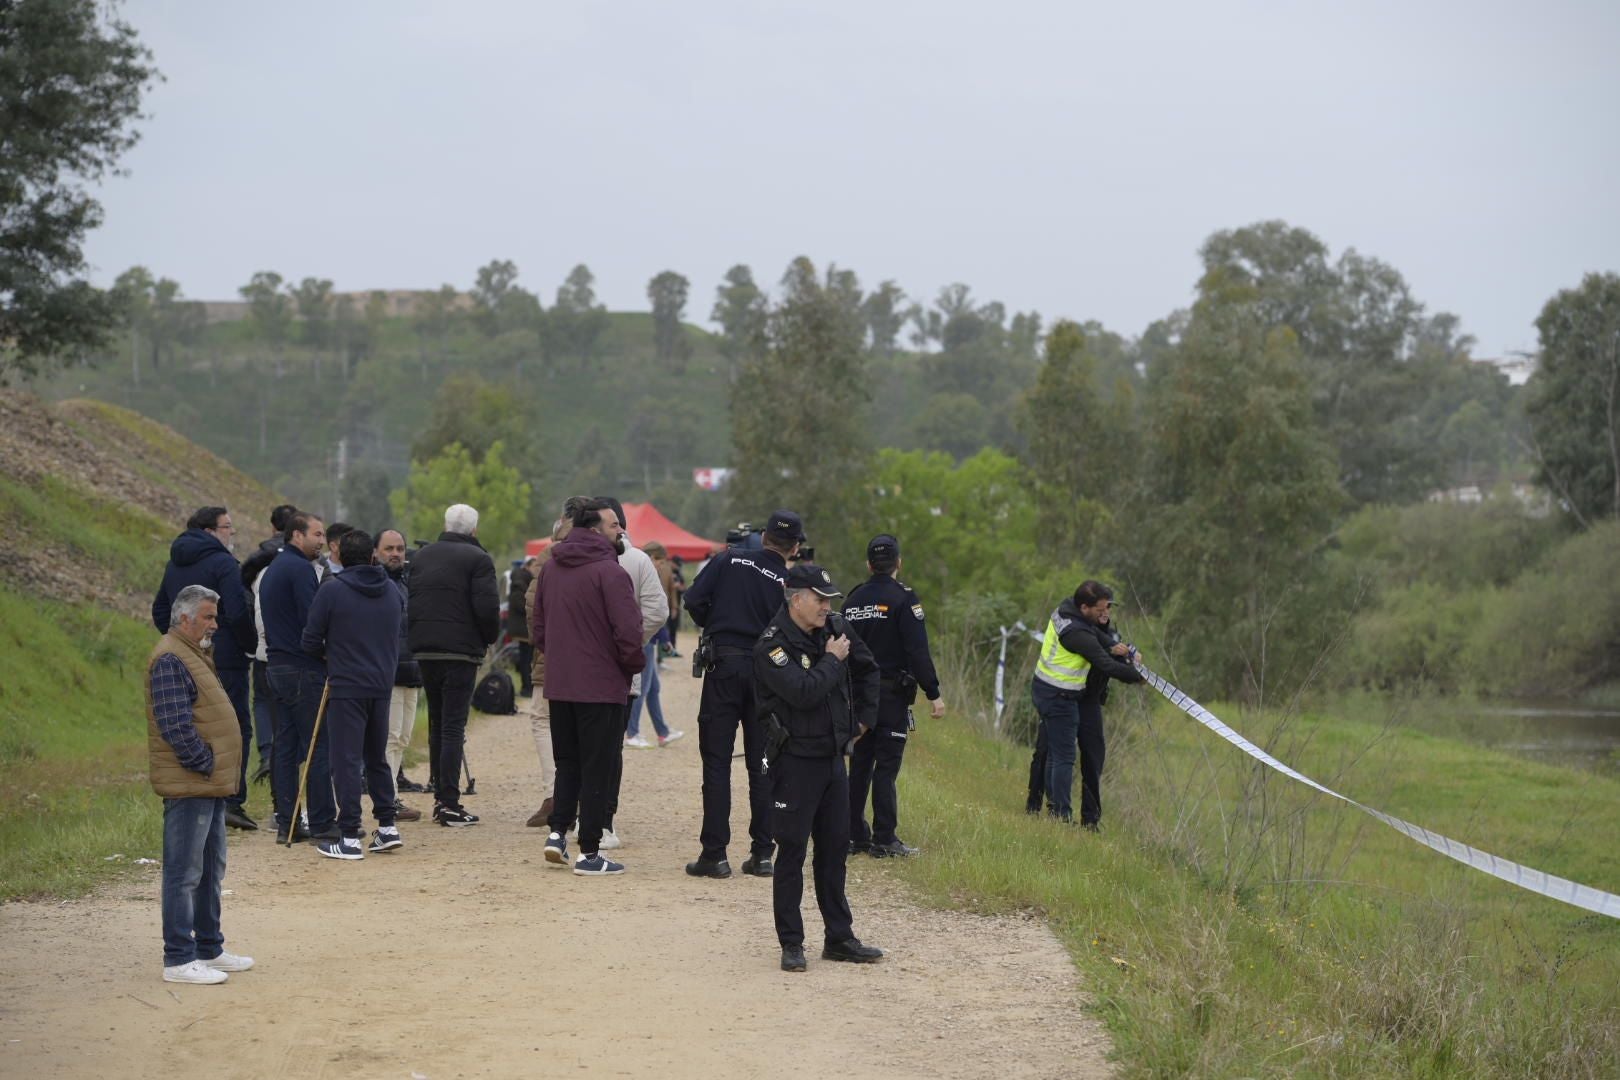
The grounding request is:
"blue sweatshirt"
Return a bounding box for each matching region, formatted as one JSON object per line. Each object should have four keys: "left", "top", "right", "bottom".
{"left": 260, "top": 545, "right": 322, "bottom": 673}
{"left": 300, "top": 563, "right": 402, "bottom": 698}
{"left": 152, "top": 529, "right": 256, "bottom": 671}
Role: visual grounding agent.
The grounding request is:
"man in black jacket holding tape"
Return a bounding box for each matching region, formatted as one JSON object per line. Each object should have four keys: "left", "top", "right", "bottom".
{"left": 753, "top": 563, "right": 884, "bottom": 973}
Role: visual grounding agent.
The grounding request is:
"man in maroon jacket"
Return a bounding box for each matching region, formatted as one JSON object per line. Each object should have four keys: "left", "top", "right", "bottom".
{"left": 531, "top": 499, "right": 646, "bottom": 876}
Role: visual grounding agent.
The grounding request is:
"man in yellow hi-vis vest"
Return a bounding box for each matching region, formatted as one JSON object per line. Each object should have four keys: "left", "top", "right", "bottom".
{"left": 1029, "top": 580, "right": 1144, "bottom": 827}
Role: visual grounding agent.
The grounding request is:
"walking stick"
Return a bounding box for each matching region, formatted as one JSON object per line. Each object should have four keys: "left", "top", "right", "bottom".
{"left": 284, "top": 681, "right": 332, "bottom": 848}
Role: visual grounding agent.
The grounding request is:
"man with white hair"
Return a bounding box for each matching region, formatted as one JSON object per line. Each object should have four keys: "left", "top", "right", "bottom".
{"left": 146, "top": 584, "right": 254, "bottom": 985}
{"left": 406, "top": 503, "right": 500, "bottom": 827}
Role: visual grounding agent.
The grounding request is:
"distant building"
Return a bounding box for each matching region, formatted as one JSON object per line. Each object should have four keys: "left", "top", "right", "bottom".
{"left": 195, "top": 289, "right": 475, "bottom": 325}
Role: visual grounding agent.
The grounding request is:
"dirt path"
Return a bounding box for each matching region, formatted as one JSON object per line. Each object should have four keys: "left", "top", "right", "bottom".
{"left": 0, "top": 666, "right": 1112, "bottom": 1079}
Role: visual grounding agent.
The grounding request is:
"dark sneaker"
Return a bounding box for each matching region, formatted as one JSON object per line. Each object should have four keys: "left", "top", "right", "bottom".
{"left": 573, "top": 853, "right": 625, "bottom": 876}
{"left": 310, "top": 826, "right": 342, "bottom": 842}
{"left": 740, "top": 855, "right": 774, "bottom": 877}
{"left": 685, "top": 857, "right": 732, "bottom": 879}
{"left": 224, "top": 807, "right": 259, "bottom": 831}
{"left": 394, "top": 802, "right": 423, "bottom": 822}
{"left": 848, "top": 841, "right": 871, "bottom": 857}
{"left": 251, "top": 762, "right": 272, "bottom": 785}
{"left": 396, "top": 771, "right": 427, "bottom": 793}
{"left": 317, "top": 835, "right": 365, "bottom": 861}
{"left": 869, "top": 839, "right": 918, "bottom": 858}
{"left": 434, "top": 804, "right": 479, "bottom": 828}
{"left": 274, "top": 822, "right": 312, "bottom": 845}
{"left": 781, "top": 945, "right": 807, "bottom": 973}
{"left": 369, "top": 826, "right": 403, "bottom": 853}
{"left": 822, "top": 938, "right": 883, "bottom": 963}
{"left": 544, "top": 832, "right": 569, "bottom": 867}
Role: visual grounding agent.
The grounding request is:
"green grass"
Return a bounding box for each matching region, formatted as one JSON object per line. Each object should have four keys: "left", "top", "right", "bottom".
{"left": 886, "top": 693, "right": 1620, "bottom": 1078}
{"left": 0, "top": 472, "right": 171, "bottom": 596}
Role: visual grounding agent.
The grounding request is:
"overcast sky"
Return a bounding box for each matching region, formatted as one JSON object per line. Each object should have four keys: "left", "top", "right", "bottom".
{"left": 85, "top": 1, "right": 1619, "bottom": 361}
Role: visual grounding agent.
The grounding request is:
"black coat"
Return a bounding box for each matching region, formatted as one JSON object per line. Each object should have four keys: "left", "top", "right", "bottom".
{"left": 506, "top": 565, "right": 533, "bottom": 642}
{"left": 153, "top": 529, "right": 256, "bottom": 671}
{"left": 386, "top": 563, "right": 421, "bottom": 687}
{"left": 753, "top": 607, "right": 879, "bottom": 758}
{"left": 1050, "top": 598, "right": 1143, "bottom": 705}
{"left": 406, "top": 532, "right": 500, "bottom": 660}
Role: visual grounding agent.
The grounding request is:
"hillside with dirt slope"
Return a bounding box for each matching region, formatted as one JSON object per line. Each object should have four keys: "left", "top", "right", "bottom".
{"left": 0, "top": 391, "right": 283, "bottom": 617}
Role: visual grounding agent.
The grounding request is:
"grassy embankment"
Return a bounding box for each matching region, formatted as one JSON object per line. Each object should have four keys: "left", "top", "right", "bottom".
{"left": 885, "top": 677, "right": 1619, "bottom": 1077}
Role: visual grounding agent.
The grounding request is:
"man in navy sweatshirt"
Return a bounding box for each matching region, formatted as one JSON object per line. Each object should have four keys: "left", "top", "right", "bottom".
{"left": 301, "top": 529, "right": 404, "bottom": 860}
{"left": 260, "top": 511, "right": 335, "bottom": 843}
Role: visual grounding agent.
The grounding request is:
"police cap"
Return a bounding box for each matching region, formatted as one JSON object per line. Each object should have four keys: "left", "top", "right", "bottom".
{"left": 765, "top": 509, "right": 805, "bottom": 543}
{"left": 785, "top": 562, "right": 842, "bottom": 598}
{"left": 866, "top": 534, "right": 900, "bottom": 563}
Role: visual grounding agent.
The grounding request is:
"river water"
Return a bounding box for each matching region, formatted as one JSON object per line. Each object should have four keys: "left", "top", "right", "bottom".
{"left": 1418, "top": 704, "right": 1620, "bottom": 777}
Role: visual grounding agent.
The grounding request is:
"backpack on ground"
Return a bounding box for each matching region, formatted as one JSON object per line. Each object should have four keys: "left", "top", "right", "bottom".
{"left": 473, "top": 670, "right": 516, "bottom": 715}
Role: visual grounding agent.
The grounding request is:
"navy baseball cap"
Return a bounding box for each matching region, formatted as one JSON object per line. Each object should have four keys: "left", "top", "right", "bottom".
{"left": 766, "top": 509, "right": 805, "bottom": 542}
{"left": 866, "top": 534, "right": 900, "bottom": 562}
{"left": 785, "top": 563, "right": 842, "bottom": 597}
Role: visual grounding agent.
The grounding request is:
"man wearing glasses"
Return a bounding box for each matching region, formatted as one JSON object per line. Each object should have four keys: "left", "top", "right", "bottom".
{"left": 153, "top": 506, "right": 259, "bottom": 830}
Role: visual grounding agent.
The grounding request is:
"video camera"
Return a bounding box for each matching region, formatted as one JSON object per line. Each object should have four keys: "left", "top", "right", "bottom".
{"left": 724, "top": 522, "right": 815, "bottom": 563}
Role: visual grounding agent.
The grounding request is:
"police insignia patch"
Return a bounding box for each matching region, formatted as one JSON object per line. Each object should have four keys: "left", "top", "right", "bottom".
{"left": 911, "top": 603, "right": 925, "bottom": 620}
{"left": 800, "top": 653, "right": 811, "bottom": 669}
{"left": 762, "top": 626, "right": 776, "bottom": 639}
{"left": 769, "top": 647, "right": 788, "bottom": 667}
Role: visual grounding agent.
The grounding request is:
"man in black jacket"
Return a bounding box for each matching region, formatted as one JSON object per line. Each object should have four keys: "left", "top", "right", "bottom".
{"left": 153, "top": 506, "right": 259, "bottom": 830}
{"left": 301, "top": 529, "right": 403, "bottom": 859}
{"left": 1029, "top": 580, "right": 1144, "bottom": 828}
{"left": 841, "top": 534, "right": 943, "bottom": 858}
{"left": 682, "top": 509, "right": 803, "bottom": 879}
{"left": 407, "top": 503, "right": 499, "bottom": 828}
{"left": 754, "top": 563, "right": 884, "bottom": 973}
{"left": 241, "top": 504, "right": 298, "bottom": 786}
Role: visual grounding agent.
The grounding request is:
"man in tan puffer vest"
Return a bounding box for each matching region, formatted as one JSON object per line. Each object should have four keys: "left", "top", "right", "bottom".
{"left": 146, "top": 584, "right": 254, "bottom": 986}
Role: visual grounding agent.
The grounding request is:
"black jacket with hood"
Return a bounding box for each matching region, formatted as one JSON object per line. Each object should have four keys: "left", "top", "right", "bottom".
{"left": 300, "top": 563, "right": 403, "bottom": 699}
{"left": 152, "top": 528, "right": 257, "bottom": 671}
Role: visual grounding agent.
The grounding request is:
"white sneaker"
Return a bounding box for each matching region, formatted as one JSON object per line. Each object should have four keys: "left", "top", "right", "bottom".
{"left": 658, "top": 730, "right": 685, "bottom": 747}
{"left": 202, "top": 951, "right": 255, "bottom": 972}
{"left": 164, "top": 960, "right": 228, "bottom": 985}
{"left": 624, "top": 735, "right": 653, "bottom": 749}
{"left": 599, "top": 828, "right": 622, "bottom": 850}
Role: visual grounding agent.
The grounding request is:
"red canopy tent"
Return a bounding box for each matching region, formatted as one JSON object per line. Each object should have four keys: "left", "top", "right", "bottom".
{"left": 525, "top": 501, "right": 723, "bottom": 561}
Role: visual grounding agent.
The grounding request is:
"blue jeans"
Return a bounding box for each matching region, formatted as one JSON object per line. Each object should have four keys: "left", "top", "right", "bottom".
{"left": 1031, "top": 680, "right": 1081, "bottom": 821}
{"left": 269, "top": 664, "right": 335, "bottom": 832}
{"left": 626, "top": 643, "right": 669, "bottom": 738}
{"left": 161, "top": 797, "right": 227, "bottom": 967}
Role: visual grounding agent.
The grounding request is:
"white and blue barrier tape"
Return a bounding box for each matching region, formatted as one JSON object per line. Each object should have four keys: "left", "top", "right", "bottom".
{"left": 1134, "top": 662, "right": 1620, "bottom": 920}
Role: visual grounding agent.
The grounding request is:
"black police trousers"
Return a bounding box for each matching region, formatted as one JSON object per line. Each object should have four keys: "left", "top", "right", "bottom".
{"left": 849, "top": 692, "right": 910, "bottom": 848}
{"left": 696, "top": 656, "right": 773, "bottom": 862}
{"left": 771, "top": 753, "right": 854, "bottom": 948}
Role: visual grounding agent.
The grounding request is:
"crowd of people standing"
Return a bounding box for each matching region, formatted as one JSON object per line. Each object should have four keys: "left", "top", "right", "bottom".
{"left": 149, "top": 492, "right": 1143, "bottom": 979}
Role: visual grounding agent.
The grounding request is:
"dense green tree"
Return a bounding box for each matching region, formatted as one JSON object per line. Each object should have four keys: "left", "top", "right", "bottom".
{"left": 1524, "top": 272, "right": 1620, "bottom": 525}
{"left": 547, "top": 264, "right": 607, "bottom": 368}
{"left": 470, "top": 259, "right": 539, "bottom": 342}
{"left": 863, "top": 280, "right": 906, "bottom": 358}
{"left": 0, "top": 0, "right": 158, "bottom": 384}
{"left": 911, "top": 392, "right": 989, "bottom": 461}
{"left": 390, "top": 440, "right": 532, "bottom": 559}
{"left": 411, "top": 372, "right": 539, "bottom": 475}
{"left": 412, "top": 284, "right": 459, "bottom": 370}
{"left": 1196, "top": 221, "right": 1480, "bottom": 504}
{"left": 711, "top": 264, "right": 768, "bottom": 374}
{"left": 1019, "top": 320, "right": 1137, "bottom": 566}
{"left": 291, "top": 277, "right": 333, "bottom": 349}
{"left": 1146, "top": 278, "right": 1346, "bottom": 695}
{"left": 149, "top": 276, "right": 200, "bottom": 368}
{"left": 728, "top": 256, "right": 872, "bottom": 532}
{"left": 647, "top": 270, "right": 692, "bottom": 372}
{"left": 109, "top": 265, "right": 153, "bottom": 386}
{"left": 239, "top": 271, "right": 290, "bottom": 375}
{"left": 628, "top": 394, "right": 703, "bottom": 482}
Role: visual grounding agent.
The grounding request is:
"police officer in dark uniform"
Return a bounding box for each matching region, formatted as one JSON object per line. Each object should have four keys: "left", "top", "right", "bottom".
{"left": 682, "top": 510, "right": 804, "bottom": 879}
{"left": 841, "top": 534, "right": 943, "bottom": 858}
{"left": 754, "top": 563, "right": 884, "bottom": 972}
